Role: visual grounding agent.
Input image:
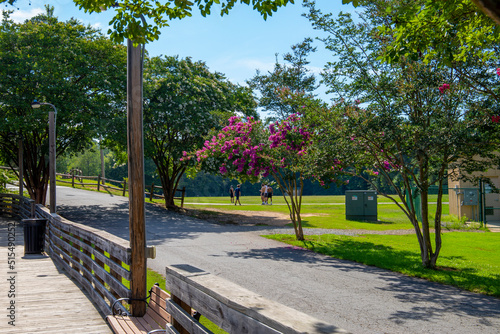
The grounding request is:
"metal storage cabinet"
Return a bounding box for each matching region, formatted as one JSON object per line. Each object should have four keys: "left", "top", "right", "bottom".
{"left": 345, "top": 190, "right": 377, "bottom": 221}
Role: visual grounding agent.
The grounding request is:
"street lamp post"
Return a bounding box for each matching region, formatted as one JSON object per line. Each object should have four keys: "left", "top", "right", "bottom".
{"left": 31, "top": 100, "right": 57, "bottom": 214}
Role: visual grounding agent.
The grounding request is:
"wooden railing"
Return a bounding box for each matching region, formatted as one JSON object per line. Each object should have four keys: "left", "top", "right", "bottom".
{"left": 164, "top": 265, "right": 347, "bottom": 334}
{"left": 0, "top": 193, "right": 132, "bottom": 316}
{"left": 148, "top": 183, "right": 186, "bottom": 207}
{"left": 0, "top": 193, "right": 34, "bottom": 218}
{"left": 57, "top": 172, "right": 186, "bottom": 207}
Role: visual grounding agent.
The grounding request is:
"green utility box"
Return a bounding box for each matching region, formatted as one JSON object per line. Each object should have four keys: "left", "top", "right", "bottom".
{"left": 345, "top": 190, "right": 377, "bottom": 221}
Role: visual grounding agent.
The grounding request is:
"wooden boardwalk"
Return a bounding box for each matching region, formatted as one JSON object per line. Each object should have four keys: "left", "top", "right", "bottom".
{"left": 0, "top": 216, "right": 111, "bottom": 334}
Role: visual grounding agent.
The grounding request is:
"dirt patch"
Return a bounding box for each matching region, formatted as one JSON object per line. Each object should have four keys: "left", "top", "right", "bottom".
{"left": 183, "top": 207, "right": 292, "bottom": 227}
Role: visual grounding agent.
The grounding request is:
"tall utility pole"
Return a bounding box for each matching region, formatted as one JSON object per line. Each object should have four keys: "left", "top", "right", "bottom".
{"left": 127, "top": 38, "right": 147, "bottom": 317}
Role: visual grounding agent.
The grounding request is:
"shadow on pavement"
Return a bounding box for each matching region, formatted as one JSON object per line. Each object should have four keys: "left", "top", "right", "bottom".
{"left": 219, "top": 245, "right": 500, "bottom": 327}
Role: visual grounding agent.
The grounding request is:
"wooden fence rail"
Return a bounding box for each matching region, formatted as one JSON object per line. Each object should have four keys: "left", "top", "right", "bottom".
{"left": 55, "top": 172, "right": 185, "bottom": 207}
{"left": 164, "top": 265, "right": 346, "bottom": 334}
{"left": 0, "top": 193, "right": 132, "bottom": 316}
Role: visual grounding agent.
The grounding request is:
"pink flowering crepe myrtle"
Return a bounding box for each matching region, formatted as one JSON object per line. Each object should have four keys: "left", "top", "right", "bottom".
{"left": 438, "top": 83, "right": 450, "bottom": 94}
{"left": 188, "top": 114, "right": 316, "bottom": 180}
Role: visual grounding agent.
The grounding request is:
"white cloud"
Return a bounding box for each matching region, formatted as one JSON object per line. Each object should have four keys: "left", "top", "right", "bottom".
{"left": 9, "top": 8, "right": 44, "bottom": 23}
{"left": 234, "top": 59, "right": 275, "bottom": 74}
{"left": 306, "top": 65, "right": 324, "bottom": 75}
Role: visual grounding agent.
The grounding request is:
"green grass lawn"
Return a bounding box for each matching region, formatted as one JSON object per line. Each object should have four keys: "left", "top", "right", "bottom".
{"left": 264, "top": 232, "right": 500, "bottom": 297}
{"left": 182, "top": 195, "right": 461, "bottom": 231}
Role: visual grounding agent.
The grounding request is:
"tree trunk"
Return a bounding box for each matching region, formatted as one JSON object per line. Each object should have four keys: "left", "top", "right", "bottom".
{"left": 418, "top": 153, "right": 436, "bottom": 268}
{"left": 156, "top": 160, "right": 186, "bottom": 210}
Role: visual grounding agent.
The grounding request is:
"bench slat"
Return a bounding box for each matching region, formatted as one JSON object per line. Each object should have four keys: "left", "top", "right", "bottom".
{"left": 108, "top": 313, "right": 165, "bottom": 334}
{"left": 107, "top": 315, "right": 149, "bottom": 334}
{"left": 146, "top": 303, "right": 171, "bottom": 328}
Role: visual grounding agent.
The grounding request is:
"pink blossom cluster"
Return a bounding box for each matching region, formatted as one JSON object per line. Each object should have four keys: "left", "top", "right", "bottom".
{"left": 492, "top": 115, "right": 500, "bottom": 123}
{"left": 496, "top": 68, "right": 500, "bottom": 76}
{"left": 268, "top": 113, "right": 312, "bottom": 154}
{"left": 438, "top": 83, "right": 450, "bottom": 94}
{"left": 193, "top": 116, "right": 273, "bottom": 177}
{"left": 381, "top": 160, "right": 399, "bottom": 171}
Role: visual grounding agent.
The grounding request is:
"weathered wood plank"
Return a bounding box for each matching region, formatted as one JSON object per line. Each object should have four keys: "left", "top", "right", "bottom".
{"left": 166, "top": 265, "right": 349, "bottom": 334}
{"left": 43, "top": 210, "right": 131, "bottom": 264}
{"left": 49, "top": 231, "right": 130, "bottom": 298}
{"left": 165, "top": 298, "right": 212, "bottom": 334}
{"left": 167, "top": 276, "right": 280, "bottom": 334}
{"left": 52, "top": 222, "right": 131, "bottom": 279}
{"left": 0, "top": 218, "right": 111, "bottom": 334}
{"left": 48, "top": 238, "right": 131, "bottom": 311}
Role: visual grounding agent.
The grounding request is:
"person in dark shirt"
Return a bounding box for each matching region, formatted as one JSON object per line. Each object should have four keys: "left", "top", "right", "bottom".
{"left": 229, "top": 185, "right": 235, "bottom": 203}
{"left": 234, "top": 184, "right": 242, "bottom": 205}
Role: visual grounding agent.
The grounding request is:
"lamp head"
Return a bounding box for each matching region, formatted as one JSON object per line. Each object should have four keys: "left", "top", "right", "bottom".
{"left": 31, "top": 100, "right": 41, "bottom": 109}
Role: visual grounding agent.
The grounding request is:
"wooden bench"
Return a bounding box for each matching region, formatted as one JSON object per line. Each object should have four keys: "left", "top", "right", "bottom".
{"left": 107, "top": 283, "right": 174, "bottom": 334}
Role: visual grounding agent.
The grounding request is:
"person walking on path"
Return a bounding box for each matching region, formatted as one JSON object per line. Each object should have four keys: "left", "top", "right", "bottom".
{"left": 234, "top": 184, "right": 242, "bottom": 205}
{"left": 267, "top": 186, "right": 273, "bottom": 205}
{"left": 229, "top": 185, "right": 235, "bottom": 203}
{"left": 260, "top": 183, "right": 268, "bottom": 205}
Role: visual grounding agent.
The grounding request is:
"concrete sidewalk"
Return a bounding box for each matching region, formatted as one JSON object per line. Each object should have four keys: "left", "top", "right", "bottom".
{"left": 486, "top": 221, "right": 500, "bottom": 232}
{"left": 0, "top": 216, "right": 111, "bottom": 334}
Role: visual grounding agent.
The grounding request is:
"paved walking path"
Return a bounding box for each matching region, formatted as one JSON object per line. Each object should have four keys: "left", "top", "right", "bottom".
{"left": 0, "top": 216, "right": 111, "bottom": 334}
{"left": 55, "top": 186, "right": 500, "bottom": 334}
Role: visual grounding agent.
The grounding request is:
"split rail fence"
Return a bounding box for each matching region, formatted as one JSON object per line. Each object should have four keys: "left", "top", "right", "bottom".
{"left": 56, "top": 172, "right": 186, "bottom": 207}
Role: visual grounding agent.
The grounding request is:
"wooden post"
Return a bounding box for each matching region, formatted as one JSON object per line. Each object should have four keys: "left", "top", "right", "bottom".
{"left": 127, "top": 38, "right": 147, "bottom": 317}
{"left": 97, "top": 175, "right": 101, "bottom": 192}
{"left": 150, "top": 183, "right": 154, "bottom": 202}
{"left": 181, "top": 187, "right": 186, "bottom": 208}
{"left": 100, "top": 136, "right": 105, "bottom": 185}
{"left": 18, "top": 139, "right": 23, "bottom": 197}
{"left": 109, "top": 254, "right": 122, "bottom": 300}
{"left": 72, "top": 170, "right": 75, "bottom": 188}
{"left": 122, "top": 181, "right": 127, "bottom": 197}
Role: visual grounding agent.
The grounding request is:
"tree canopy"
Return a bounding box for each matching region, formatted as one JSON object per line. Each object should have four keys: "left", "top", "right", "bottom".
{"left": 247, "top": 38, "right": 317, "bottom": 121}
{"left": 0, "top": 7, "right": 126, "bottom": 203}
{"left": 303, "top": 0, "right": 500, "bottom": 268}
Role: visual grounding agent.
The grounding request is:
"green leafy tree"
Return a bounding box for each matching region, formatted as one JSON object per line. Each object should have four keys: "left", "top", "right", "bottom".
{"left": 376, "top": 0, "right": 500, "bottom": 108}
{"left": 304, "top": 1, "right": 500, "bottom": 268}
{"left": 0, "top": 8, "right": 126, "bottom": 204}
{"left": 107, "top": 55, "right": 257, "bottom": 209}
{"left": 247, "top": 38, "right": 317, "bottom": 121}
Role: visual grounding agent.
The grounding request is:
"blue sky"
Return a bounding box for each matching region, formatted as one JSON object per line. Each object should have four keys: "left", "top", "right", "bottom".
{"left": 6, "top": 0, "right": 354, "bottom": 102}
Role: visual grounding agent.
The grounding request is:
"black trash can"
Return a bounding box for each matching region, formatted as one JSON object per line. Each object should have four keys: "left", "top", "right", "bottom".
{"left": 22, "top": 218, "right": 47, "bottom": 255}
